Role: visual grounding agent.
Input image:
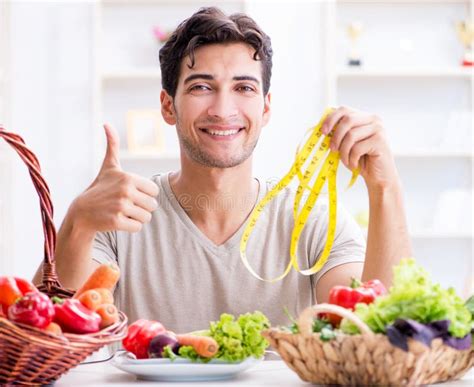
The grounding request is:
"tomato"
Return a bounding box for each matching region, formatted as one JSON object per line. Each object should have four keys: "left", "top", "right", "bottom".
{"left": 122, "top": 319, "right": 166, "bottom": 359}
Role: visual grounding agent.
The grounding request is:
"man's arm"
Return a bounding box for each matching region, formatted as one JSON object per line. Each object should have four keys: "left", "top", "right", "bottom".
{"left": 32, "top": 205, "right": 100, "bottom": 289}
{"left": 33, "top": 124, "right": 158, "bottom": 289}
{"left": 315, "top": 107, "right": 412, "bottom": 303}
{"left": 362, "top": 180, "right": 412, "bottom": 284}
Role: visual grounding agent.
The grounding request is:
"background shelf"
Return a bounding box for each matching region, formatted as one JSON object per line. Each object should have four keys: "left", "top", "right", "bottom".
{"left": 336, "top": 67, "right": 473, "bottom": 78}
{"left": 327, "top": 0, "right": 473, "bottom": 295}
{"left": 102, "top": 68, "right": 162, "bottom": 80}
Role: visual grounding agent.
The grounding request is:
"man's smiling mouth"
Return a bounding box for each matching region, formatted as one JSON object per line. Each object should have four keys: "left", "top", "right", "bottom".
{"left": 199, "top": 126, "right": 245, "bottom": 137}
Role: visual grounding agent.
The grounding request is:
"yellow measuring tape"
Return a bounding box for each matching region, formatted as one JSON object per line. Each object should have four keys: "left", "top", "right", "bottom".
{"left": 239, "top": 107, "right": 359, "bottom": 282}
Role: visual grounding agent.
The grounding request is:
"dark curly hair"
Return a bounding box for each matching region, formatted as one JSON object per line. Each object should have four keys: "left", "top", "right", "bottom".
{"left": 159, "top": 6, "right": 273, "bottom": 98}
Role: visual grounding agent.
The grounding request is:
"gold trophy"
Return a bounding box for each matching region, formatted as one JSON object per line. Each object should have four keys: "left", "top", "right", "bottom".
{"left": 455, "top": 20, "right": 474, "bottom": 66}
{"left": 347, "top": 21, "right": 364, "bottom": 66}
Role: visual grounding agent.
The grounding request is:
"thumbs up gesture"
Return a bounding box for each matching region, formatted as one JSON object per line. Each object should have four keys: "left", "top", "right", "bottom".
{"left": 71, "top": 124, "right": 159, "bottom": 233}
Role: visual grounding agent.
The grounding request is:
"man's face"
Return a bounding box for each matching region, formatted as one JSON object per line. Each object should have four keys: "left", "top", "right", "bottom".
{"left": 161, "top": 42, "right": 271, "bottom": 168}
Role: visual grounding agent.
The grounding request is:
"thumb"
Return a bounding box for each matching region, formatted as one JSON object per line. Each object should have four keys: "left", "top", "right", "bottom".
{"left": 101, "top": 123, "right": 121, "bottom": 171}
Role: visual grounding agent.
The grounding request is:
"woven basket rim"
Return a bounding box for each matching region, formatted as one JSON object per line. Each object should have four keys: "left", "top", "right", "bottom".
{"left": 262, "top": 326, "right": 473, "bottom": 353}
{"left": 0, "top": 311, "right": 128, "bottom": 347}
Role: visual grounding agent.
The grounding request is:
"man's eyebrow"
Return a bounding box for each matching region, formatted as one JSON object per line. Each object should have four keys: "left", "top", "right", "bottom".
{"left": 183, "top": 73, "right": 214, "bottom": 84}
{"left": 183, "top": 74, "right": 260, "bottom": 85}
{"left": 233, "top": 75, "right": 260, "bottom": 84}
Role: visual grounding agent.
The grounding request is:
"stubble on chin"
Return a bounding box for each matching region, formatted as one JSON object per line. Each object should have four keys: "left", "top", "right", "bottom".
{"left": 179, "top": 132, "right": 257, "bottom": 169}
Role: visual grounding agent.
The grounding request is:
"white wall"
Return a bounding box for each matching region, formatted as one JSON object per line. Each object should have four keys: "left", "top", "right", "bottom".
{"left": 7, "top": 1, "right": 95, "bottom": 278}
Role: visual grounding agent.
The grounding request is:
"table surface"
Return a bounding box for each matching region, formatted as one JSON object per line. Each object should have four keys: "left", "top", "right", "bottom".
{"left": 55, "top": 358, "right": 474, "bottom": 387}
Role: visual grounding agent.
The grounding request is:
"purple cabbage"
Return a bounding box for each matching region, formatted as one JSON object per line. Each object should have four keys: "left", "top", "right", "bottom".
{"left": 386, "top": 319, "right": 471, "bottom": 352}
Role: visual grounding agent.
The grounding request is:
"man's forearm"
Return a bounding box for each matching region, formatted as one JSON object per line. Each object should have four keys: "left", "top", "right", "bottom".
{"left": 362, "top": 179, "right": 413, "bottom": 287}
{"left": 33, "top": 205, "right": 98, "bottom": 290}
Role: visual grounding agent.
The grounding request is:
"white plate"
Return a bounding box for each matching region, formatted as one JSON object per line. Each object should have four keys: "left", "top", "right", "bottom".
{"left": 111, "top": 351, "right": 263, "bottom": 382}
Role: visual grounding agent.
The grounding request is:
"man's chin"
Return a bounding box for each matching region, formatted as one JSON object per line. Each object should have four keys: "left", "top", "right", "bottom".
{"left": 180, "top": 137, "right": 256, "bottom": 169}
{"left": 198, "top": 158, "right": 246, "bottom": 169}
{"left": 191, "top": 152, "right": 251, "bottom": 169}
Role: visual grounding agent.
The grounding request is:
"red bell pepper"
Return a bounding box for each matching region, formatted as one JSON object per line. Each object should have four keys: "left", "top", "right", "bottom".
{"left": 0, "top": 276, "right": 38, "bottom": 316}
{"left": 15, "top": 277, "right": 39, "bottom": 295}
{"left": 326, "top": 278, "right": 387, "bottom": 326}
{"left": 8, "top": 291, "right": 54, "bottom": 329}
{"left": 123, "top": 319, "right": 166, "bottom": 359}
{"left": 52, "top": 297, "right": 101, "bottom": 334}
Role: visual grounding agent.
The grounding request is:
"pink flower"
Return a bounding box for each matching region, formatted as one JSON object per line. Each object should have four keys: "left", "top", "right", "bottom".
{"left": 152, "top": 26, "right": 168, "bottom": 42}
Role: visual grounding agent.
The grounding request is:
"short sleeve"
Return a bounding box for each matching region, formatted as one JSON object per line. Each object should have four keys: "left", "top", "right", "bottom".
{"left": 311, "top": 204, "right": 366, "bottom": 287}
{"left": 92, "top": 231, "right": 119, "bottom": 266}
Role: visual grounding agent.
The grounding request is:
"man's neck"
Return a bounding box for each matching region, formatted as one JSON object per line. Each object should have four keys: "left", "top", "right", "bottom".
{"left": 168, "top": 158, "right": 259, "bottom": 245}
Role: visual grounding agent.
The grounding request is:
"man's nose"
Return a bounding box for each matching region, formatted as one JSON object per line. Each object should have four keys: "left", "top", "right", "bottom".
{"left": 207, "top": 91, "right": 238, "bottom": 119}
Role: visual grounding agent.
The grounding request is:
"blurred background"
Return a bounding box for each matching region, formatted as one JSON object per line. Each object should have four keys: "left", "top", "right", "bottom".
{"left": 0, "top": 0, "right": 472, "bottom": 295}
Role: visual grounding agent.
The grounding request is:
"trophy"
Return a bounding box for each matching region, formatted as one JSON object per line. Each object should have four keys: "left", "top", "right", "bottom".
{"left": 455, "top": 20, "right": 474, "bottom": 66}
{"left": 347, "top": 21, "right": 364, "bottom": 67}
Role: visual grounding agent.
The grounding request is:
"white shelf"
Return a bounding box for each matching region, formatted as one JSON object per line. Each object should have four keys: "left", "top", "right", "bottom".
{"left": 120, "top": 150, "right": 179, "bottom": 161}
{"left": 102, "top": 0, "right": 213, "bottom": 4}
{"left": 393, "top": 150, "right": 473, "bottom": 158}
{"left": 362, "top": 228, "right": 472, "bottom": 239}
{"left": 337, "top": 67, "right": 474, "bottom": 79}
{"left": 337, "top": 0, "right": 470, "bottom": 3}
{"left": 410, "top": 230, "right": 473, "bottom": 239}
{"left": 102, "top": 68, "right": 161, "bottom": 81}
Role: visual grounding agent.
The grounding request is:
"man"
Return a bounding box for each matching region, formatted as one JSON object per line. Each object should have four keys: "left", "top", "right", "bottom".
{"left": 33, "top": 7, "right": 412, "bottom": 333}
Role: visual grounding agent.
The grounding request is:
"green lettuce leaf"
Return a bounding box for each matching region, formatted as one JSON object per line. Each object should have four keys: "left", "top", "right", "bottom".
{"left": 340, "top": 258, "right": 471, "bottom": 338}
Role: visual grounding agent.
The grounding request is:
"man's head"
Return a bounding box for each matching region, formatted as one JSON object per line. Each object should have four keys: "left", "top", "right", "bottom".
{"left": 159, "top": 6, "right": 273, "bottom": 99}
{"left": 159, "top": 7, "right": 273, "bottom": 169}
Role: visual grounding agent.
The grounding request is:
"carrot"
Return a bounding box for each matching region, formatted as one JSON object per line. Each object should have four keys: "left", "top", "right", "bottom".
{"left": 74, "top": 263, "right": 120, "bottom": 298}
{"left": 44, "top": 322, "right": 62, "bottom": 336}
{"left": 77, "top": 288, "right": 114, "bottom": 311}
{"left": 94, "top": 288, "right": 114, "bottom": 305}
{"left": 176, "top": 334, "right": 219, "bottom": 358}
{"left": 96, "top": 303, "right": 119, "bottom": 329}
{"left": 77, "top": 289, "right": 102, "bottom": 311}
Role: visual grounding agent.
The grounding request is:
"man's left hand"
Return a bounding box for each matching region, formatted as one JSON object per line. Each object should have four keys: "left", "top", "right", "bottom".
{"left": 321, "top": 106, "right": 399, "bottom": 191}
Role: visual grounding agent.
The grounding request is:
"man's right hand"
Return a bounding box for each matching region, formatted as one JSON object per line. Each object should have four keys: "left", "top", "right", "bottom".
{"left": 71, "top": 124, "right": 159, "bottom": 234}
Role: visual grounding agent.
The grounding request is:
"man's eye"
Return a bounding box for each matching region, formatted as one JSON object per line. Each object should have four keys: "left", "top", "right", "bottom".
{"left": 190, "top": 85, "right": 211, "bottom": 91}
{"left": 237, "top": 85, "right": 255, "bottom": 92}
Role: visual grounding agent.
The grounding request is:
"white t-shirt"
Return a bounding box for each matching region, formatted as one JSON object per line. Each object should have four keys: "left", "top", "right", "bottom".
{"left": 92, "top": 172, "right": 365, "bottom": 333}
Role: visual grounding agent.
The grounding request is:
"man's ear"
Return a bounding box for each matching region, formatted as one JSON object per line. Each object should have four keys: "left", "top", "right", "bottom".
{"left": 161, "top": 89, "right": 177, "bottom": 125}
{"left": 262, "top": 92, "right": 271, "bottom": 127}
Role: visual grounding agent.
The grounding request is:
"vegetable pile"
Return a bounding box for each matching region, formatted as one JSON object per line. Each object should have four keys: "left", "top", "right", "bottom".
{"left": 339, "top": 259, "right": 472, "bottom": 350}
{"left": 122, "top": 311, "right": 270, "bottom": 363}
{"left": 0, "top": 263, "right": 121, "bottom": 335}
{"left": 286, "top": 258, "right": 473, "bottom": 352}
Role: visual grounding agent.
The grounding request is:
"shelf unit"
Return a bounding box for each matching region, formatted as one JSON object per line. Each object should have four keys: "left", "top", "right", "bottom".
{"left": 92, "top": 0, "right": 248, "bottom": 175}
{"left": 393, "top": 151, "right": 472, "bottom": 158}
{"left": 337, "top": 67, "right": 473, "bottom": 78}
{"left": 102, "top": 68, "right": 162, "bottom": 81}
{"left": 0, "top": 0, "right": 13, "bottom": 274}
{"left": 0, "top": 1, "right": 8, "bottom": 127}
{"left": 324, "top": 0, "right": 473, "bottom": 294}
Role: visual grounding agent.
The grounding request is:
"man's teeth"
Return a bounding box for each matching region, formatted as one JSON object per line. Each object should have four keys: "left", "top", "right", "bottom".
{"left": 203, "top": 129, "right": 240, "bottom": 136}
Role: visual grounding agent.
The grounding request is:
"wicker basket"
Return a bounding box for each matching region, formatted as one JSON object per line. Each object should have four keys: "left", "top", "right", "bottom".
{"left": 0, "top": 128, "right": 128, "bottom": 385}
{"left": 262, "top": 303, "right": 473, "bottom": 386}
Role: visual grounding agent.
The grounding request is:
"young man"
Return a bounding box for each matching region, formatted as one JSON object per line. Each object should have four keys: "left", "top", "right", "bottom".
{"left": 33, "top": 7, "right": 411, "bottom": 332}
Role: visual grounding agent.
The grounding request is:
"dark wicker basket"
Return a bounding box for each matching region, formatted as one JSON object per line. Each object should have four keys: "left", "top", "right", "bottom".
{"left": 0, "top": 127, "right": 128, "bottom": 385}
